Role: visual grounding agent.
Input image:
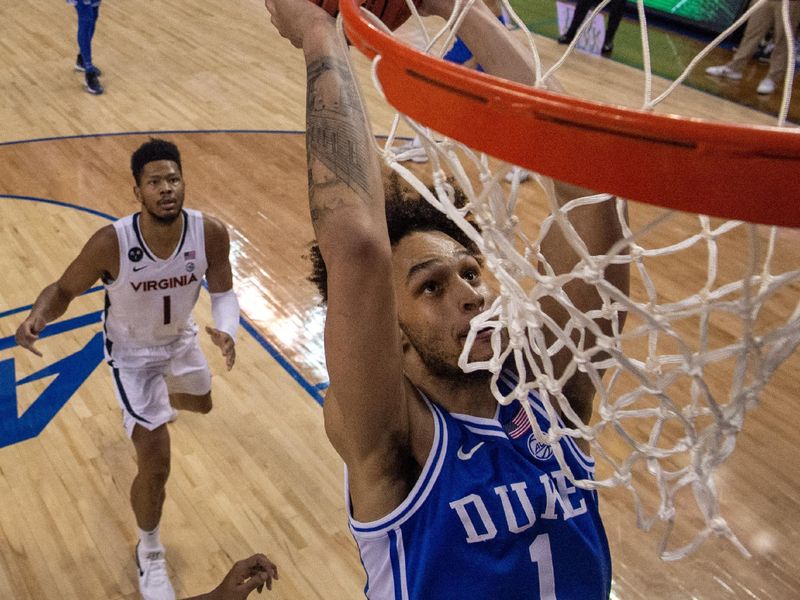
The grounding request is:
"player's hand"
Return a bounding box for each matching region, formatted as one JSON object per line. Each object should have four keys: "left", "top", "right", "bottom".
{"left": 206, "top": 326, "right": 236, "bottom": 371}
{"left": 263, "top": 0, "right": 335, "bottom": 49}
{"left": 15, "top": 315, "right": 47, "bottom": 357}
{"left": 208, "top": 554, "right": 279, "bottom": 599}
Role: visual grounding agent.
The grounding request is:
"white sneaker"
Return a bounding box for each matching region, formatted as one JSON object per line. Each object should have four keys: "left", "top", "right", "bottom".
{"left": 756, "top": 77, "right": 776, "bottom": 94}
{"left": 705, "top": 64, "right": 743, "bottom": 80}
{"left": 504, "top": 167, "right": 531, "bottom": 184}
{"left": 392, "top": 137, "right": 428, "bottom": 164}
{"left": 136, "top": 542, "right": 176, "bottom": 600}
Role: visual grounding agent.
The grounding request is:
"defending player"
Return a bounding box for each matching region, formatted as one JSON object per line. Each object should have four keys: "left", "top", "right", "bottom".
{"left": 15, "top": 138, "right": 240, "bottom": 600}
{"left": 264, "top": 0, "right": 628, "bottom": 596}
{"left": 183, "top": 553, "right": 278, "bottom": 599}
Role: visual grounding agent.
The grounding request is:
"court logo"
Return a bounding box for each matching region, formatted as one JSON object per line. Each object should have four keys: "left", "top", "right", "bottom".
{"left": 128, "top": 247, "right": 144, "bottom": 262}
{"left": 1, "top": 314, "right": 103, "bottom": 449}
{"left": 527, "top": 434, "right": 554, "bottom": 461}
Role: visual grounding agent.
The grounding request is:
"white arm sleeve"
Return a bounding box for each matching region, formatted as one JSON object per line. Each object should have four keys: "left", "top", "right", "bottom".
{"left": 211, "top": 289, "right": 240, "bottom": 342}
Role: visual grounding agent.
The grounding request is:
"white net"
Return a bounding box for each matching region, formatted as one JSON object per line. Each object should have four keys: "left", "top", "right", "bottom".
{"left": 338, "top": 0, "right": 800, "bottom": 559}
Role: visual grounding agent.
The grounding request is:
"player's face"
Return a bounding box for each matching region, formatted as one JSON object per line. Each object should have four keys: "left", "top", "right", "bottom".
{"left": 392, "top": 230, "right": 495, "bottom": 379}
{"left": 135, "top": 160, "right": 185, "bottom": 224}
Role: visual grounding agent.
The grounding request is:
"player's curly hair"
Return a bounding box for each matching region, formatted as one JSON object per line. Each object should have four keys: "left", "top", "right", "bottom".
{"left": 308, "top": 173, "right": 481, "bottom": 304}
{"left": 131, "top": 138, "right": 182, "bottom": 184}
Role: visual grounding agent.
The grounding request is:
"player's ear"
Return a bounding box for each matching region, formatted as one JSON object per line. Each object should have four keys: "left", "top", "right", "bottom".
{"left": 132, "top": 183, "right": 142, "bottom": 203}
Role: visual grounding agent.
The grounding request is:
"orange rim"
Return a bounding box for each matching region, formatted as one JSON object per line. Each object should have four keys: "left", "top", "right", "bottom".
{"left": 340, "top": 0, "right": 800, "bottom": 228}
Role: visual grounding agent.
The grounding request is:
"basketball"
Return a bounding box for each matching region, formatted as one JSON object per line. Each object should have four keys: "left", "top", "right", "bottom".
{"left": 311, "top": 0, "right": 420, "bottom": 31}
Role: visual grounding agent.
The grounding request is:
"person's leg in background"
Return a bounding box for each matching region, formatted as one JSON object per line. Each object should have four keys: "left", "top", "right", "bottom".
{"left": 73, "top": 1, "right": 104, "bottom": 94}
{"left": 601, "top": 0, "right": 628, "bottom": 54}
{"left": 705, "top": 0, "right": 772, "bottom": 82}
{"left": 761, "top": 0, "right": 800, "bottom": 94}
{"left": 559, "top": 0, "right": 596, "bottom": 44}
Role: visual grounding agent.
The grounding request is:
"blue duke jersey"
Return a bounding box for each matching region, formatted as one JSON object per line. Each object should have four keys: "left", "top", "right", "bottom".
{"left": 103, "top": 209, "right": 208, "bottom": 358}
{"left": 347, "top": 370, "right": 611, "bottom": 599}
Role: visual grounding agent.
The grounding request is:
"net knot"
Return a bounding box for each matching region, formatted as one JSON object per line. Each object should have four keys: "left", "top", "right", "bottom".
{"left": 536, "top": 375, "right": 561, "bottom": 396}
{"left": 659, "top": 506, "right": 676, "bottom": 522}
{"left": 572, "top": 352, "right": 588, "bottom": 370}
{"left": 522, "top": 303, "right": 542, "bottom": 327}
{"left": 617, "top": 471, "right": 632, "bottom": 487}
{"left": 578, "top": 264, "right": 602, "bottom": 285}
{"left": 709, "top": 517, "right": 730, "bottom": 535}
{"left": 686, "top": 361, "right": 703, "bottom": 378}
{"left": 536, "top": 277, "right": 558, "bottom": 294}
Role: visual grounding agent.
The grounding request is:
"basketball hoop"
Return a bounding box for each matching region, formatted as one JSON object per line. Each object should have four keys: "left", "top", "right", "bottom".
{"left": 337, "top": 0, "right": 800, "bottom": 560}
{"left": 341, "top": 0, "right": 800, "bottom": 228}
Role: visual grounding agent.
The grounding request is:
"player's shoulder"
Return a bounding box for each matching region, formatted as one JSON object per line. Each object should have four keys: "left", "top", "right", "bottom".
{"left": 201, "top": 211, "right": 225, "bottom": 229}
{"left": 78, "top": 224, "right": 120, "bottom": 275}
{"left": 201, "top": 212, "right": 230, "bottom": 245}
{"left": 86, "top": 223, "right": 119, "bottom": 253}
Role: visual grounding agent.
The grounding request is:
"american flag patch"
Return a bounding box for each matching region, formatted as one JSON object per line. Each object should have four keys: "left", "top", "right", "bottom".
{"left": 184, "top": 250, "right": 196, "bottom": 260}
{"left": 507, "top": 407, "right": 532, "bottom": 439}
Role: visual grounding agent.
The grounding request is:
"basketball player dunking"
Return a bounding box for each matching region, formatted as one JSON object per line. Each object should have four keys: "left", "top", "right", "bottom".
{"left": 15, "top": 138, "right": 241, "bottom": 600}
{"left": 264, "top": 0, "right": 628, "bottom": 597}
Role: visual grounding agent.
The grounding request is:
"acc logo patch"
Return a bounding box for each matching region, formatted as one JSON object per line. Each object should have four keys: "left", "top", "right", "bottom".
{"left": 527, "top": 433, "right": 554, "bottom": 461}
{"left": 186, "top": 261, "right": 195, "bottom": 273}
{"left": 128, "top": 247, "right": 144, "bottom": 262}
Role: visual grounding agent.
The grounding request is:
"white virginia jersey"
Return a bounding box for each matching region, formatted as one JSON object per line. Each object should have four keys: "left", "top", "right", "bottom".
{"left": 347, "top": 369, "right": 611, "bottom": 599}
{"left": 103, "top": 209, "right": 208, "bottom": 356}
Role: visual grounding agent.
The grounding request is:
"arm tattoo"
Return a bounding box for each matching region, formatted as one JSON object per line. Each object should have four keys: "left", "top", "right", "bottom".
{"left": 306, "top": 56, "right": 373, "bottom": 222}
{"left": 309, "top": 192, "right": 363, "bottom": 222}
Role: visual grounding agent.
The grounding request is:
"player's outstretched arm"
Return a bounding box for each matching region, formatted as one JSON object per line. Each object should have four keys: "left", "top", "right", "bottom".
{"left": 15, "top": 225, "right": 118, "bottom": 357}
{"left": 264, "top": 0, "right": 408, "bottom": 473}
{"left": 204, "top": 215, "right": 239, "bottom": 370}
{"left": 182, "top": 554, "right": 278, "bottom": 600}
{"left": 538, "top": 182, "right": 629, "bottom": 426}
{"left": 420, "top": 0, "right": 630, "bottom": 422}
{"left": 421, "top": 0, "right": 536, "bottom": 86}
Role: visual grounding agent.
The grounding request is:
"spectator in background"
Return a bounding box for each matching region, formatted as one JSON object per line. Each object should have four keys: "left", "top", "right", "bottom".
{"left": 705, "top": 0, "right": 800, "bottom": 95}
{"left": 67, "top": 0, "right": 104, "bottom": 95}
{"left": 558, "top": 0, "right": 628, "bottom": 55}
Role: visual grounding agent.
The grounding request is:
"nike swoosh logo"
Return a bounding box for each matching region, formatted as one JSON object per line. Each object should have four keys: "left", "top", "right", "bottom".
{"left": 457, "top": 441, "right": 485, "bottom": 460}
{"left": 132, "top": 266, "right": 148, "bottom": 272}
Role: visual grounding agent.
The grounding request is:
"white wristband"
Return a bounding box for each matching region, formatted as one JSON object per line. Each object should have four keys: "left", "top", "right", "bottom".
{"left": 211, "top": 289, "right": 240, "bottom": 342}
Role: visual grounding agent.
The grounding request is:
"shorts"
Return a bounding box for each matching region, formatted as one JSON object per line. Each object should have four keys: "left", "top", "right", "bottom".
{"left": 108, "top": 333, "right": 212, "bottom": 437}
